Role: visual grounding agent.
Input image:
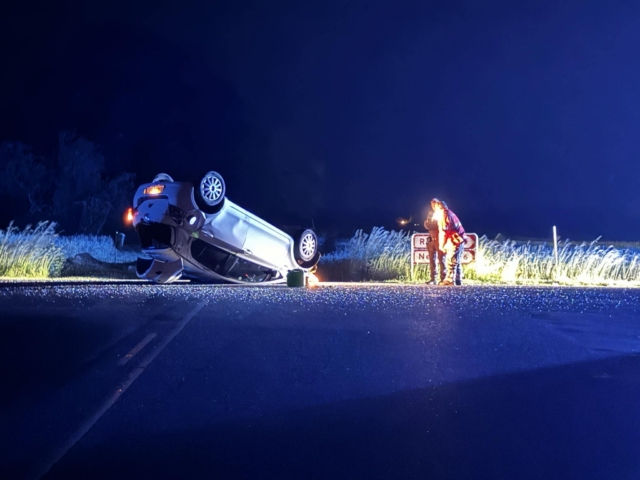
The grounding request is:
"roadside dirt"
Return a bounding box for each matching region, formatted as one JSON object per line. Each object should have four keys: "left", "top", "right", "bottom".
{"left": 60, "top": 253, "right": 137, "bottom": 279}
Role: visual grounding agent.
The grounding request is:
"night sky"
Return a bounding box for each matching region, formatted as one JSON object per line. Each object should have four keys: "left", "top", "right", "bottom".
{"left": 2, "top": 0, "right": 640, "bottom": 240}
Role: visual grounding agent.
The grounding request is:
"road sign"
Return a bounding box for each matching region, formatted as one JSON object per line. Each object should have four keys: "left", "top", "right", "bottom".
{"left": 413, "top": 250, "right": 430, "bottom": 264}
{"left": 464, "top": 233, "right": 478, "bottom": 250}
{"left": 411, "top": 232, "right": 479, "bottom": 280}
{"left": 461, "top": 250, "right": 476, "bottom": 265}
{"left": 412, "top": 234, "right": 431, "bottom": 249}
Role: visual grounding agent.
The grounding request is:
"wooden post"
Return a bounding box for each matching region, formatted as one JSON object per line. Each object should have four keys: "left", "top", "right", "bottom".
{"left": 553, "top": 226, "right": 559, "bottom": 279}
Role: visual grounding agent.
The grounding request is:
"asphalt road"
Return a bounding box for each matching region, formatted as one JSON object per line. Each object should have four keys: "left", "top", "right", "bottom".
{"left": 0, "top": 283, "right": 639, "bottom": 480}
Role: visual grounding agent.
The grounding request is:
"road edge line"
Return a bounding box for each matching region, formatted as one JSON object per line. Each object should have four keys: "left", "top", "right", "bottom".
{"left": 117, "top": 332, "right": 158, "bottom": 366}
{"left": 29, "top": 300, "right": 208, "bottom": 480}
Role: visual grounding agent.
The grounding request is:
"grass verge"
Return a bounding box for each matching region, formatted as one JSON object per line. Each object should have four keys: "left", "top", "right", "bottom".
{"left": 55, "top": 234, "right": 141, "bottom": 264}
{"left": 0, "top": 221, "right": 142, "bottom": 279}
{"left": 318, "top": 227, "right": 640, "bottom": 286}
{"left": 0, "top": 222, "right": 65, "bottom": 278}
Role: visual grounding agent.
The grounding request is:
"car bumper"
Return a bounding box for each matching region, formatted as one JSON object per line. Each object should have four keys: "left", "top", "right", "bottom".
{"left": 136, "top": 257, "right": 183, "bottom": 283}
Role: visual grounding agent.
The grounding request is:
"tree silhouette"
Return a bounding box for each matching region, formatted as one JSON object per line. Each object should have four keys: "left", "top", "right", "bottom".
{"left": 0, "top": 132, "right": 134, "bottom": 234}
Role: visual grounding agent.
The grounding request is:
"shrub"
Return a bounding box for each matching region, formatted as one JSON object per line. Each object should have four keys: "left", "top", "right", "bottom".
{"left": 0, "top": 132, "right": 135, "bottom": 235}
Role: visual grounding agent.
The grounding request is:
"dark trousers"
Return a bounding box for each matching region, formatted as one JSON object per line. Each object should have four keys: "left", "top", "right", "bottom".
{"left": 445, "top": 243, "right": 465, "bottom": 283}
{"left": 427, "top": 236, "right": 445, "bottom": 281}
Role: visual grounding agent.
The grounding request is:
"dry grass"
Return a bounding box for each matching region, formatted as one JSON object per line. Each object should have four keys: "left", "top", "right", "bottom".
{"left": 0, "top": 222, "right": 65, "bottom": 278}
{"left": 319, "top": 228, "right": 414, "bottom": 282}
{"left": 319, "top": 227, "right": 640, "bottom": 286}
{"left": 55, "top": 234, "right": 141, "bottom": 264}
{"left": 0, "top": 221, "right": 142, "bottom": 278}
{"left": 466, "top": 237, "right": 640, "bottom": 286}
{"left": 3, "top": 220, "right": 639, "bottom": 285}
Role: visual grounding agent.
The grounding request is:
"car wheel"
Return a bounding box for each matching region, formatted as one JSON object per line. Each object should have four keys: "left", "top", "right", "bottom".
{"left": 152, "top": 173, "right": 174, "bottom": 183}
{"left": 195, "top": 171, "right": 226, "bottom": 213}
{"left": 294, "top": 229, "right": 320, "bottom": 268}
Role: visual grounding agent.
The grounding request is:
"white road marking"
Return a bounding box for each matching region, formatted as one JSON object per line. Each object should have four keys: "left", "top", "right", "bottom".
{"left": 29, "top": 300, "right": 208, "bottom": 480}
{"left": 117, "top": 333, "right": 157, "bottom": 366}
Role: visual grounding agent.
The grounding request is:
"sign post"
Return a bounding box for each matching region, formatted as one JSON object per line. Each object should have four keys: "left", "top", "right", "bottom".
{"left": 461, "top": 233, "right": 479, "bottom": 264}
{"left": 553, "top": 226, "right": 559, "bottom": 281}
{"left": 410, "top": 234, "right": 431, "bottom": 281}
{"left": 411, "top": 232, "right": 479, "bottom": 281}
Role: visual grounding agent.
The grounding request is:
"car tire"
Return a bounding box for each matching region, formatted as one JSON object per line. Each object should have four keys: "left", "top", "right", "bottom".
{"left": 294, "top": 229, "right": 320, "bottom": 268}
{"left": 152, "top": 173, "right": 174, "bottom": 183}
{"left": 195, "top": 171, "right": 226, "bottom": 213}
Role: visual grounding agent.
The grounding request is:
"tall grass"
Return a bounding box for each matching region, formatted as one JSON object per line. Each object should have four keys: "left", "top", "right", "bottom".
{"left": 319, "top": 227, "right": 414, "bottom": 281}
{"left": 55, "top": 235, "right": 141, "bottom": 264}
{"left": 319, "top": 227, "right": 640, "bottom": 286}
{"left": 0, "top": 222, "right": 65, "bottom": 278}
{"left": 0, "top": 222, "right": 143, "bottom": 278}
{"left": 466, "top": 237, "right": 640, "bottom": 285}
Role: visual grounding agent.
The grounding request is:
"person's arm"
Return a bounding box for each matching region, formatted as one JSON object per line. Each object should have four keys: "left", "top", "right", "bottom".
{"left": 426, "top": 211, "right": 437, "bottom": 234}
{"left": 438, "top": 212, "right": 450, "bottom": 252}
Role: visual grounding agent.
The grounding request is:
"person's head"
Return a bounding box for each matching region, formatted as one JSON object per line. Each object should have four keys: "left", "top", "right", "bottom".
{"left": 432, "top": 199, "right": 448, "bottom": 212}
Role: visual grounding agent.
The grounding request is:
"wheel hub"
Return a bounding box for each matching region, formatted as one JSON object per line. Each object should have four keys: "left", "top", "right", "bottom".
{"left": 300, "top": 233, "right": 317, "bottom": 261}
{"left": 201, "top": 175, "right": 223, "bottom": 204}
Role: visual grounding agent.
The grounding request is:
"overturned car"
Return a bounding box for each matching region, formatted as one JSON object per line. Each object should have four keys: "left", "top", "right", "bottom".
{"left": 131, "top": 172, "right": 320, "bottom": 284}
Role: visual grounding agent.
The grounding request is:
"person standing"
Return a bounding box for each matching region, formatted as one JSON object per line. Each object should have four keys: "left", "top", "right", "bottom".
{"left": 433, "top": 199, "right": 467, "bottom": 286}
{"left": 424, "top": 198, "right": 445, "bottom": 284}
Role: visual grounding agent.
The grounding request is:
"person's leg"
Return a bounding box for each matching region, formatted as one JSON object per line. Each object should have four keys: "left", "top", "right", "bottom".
{"left": 431, "top": 236, "right": 446, "bottom": 281}
{"left": 454, "top": 244, "right": 465, "bottom": 285}
{"left": 437, "top": 249, "right": 446, "bottom": 281}
{"left": 427, "top": 241, "right": 437, "bottom": 282}
{"left": 442, "top": 247, "right": 454, "bottom": 284}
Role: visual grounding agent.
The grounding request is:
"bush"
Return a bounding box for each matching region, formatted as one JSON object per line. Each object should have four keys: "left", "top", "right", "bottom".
{"left": 318, "top": 227, "right": 640, "bottom": 286}
{"left": 0, "top": 222, "right": 65, "bottom": 278}
{"left": 0, "top": 132, "right": 135, "bottom": 235}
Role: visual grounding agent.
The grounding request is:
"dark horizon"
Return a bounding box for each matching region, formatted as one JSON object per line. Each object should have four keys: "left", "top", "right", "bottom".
{"left": 1, "top": 0, "right": 639, "bottom": 241}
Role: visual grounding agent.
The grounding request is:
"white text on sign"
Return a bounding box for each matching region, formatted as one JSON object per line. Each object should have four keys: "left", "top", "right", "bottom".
{"left": 413, "top": 251, "right": 430, "bottom": 264}
{"left": 412, "top": 234, "right": 431, "bottom": 249}
{"left": 461, "top": 250, "right": 476, "bottom": 265}
{"left": 410, "top": 232, "right": 479, "bottom": 280}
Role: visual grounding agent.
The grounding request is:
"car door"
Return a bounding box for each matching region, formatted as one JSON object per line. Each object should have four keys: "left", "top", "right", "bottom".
{"left": 243, "top": 215, "right": 292, "bottom": 271}
{"left": 206, "top": 203, "right": 249, "bottom": 254}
